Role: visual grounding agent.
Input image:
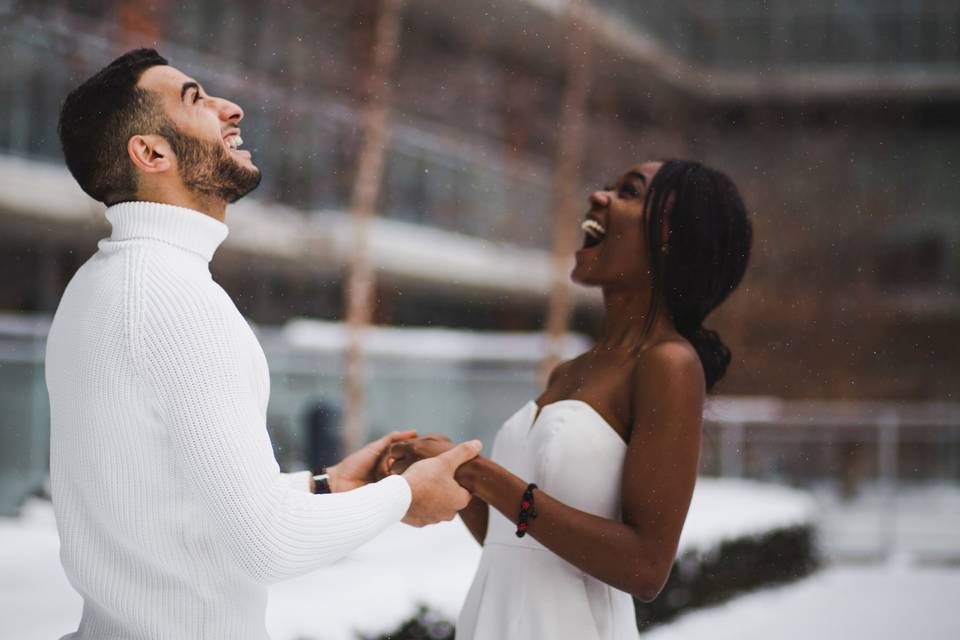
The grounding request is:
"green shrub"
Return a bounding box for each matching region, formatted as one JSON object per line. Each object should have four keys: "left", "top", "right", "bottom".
{"left": 361, "top": 605, "right": 454, "bottom": 640}
{"left": 635, "top": 524, "right": 819, "bottom": 630}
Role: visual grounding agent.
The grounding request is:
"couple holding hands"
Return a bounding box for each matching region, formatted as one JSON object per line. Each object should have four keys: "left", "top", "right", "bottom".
{"left": 46, "top": 49, "right": 751, "bottom": 639}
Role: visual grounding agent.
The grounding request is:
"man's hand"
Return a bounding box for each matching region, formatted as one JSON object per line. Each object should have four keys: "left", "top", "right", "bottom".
{"left": 401, "top": 440, "right": 482, "bottom": 527}
{"left": 374, "top": 434, "right": 453, "bottom": 480}
{"left": 326, "top": 430, "right": 417, "bottom": 492}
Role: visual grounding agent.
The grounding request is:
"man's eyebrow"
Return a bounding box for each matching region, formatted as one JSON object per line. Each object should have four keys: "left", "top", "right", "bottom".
{"left": 180, "top": 81, "right": 200, "bottom": 101}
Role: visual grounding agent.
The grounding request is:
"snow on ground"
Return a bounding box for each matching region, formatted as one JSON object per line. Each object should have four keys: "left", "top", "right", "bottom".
{"left": 676, "top": 478, "right": 816, "bottom": 555}
{"left": 643, "top": 561, "right": 960, "bottom": 640}
{"left": 0, "top": 477, "right": 817, "bottom": 639}
{"left": 0, "top": 478, "right": 928, "bottom": 640}
{"left": 0, "top": 499, "right": 481, "bottom": 640}
{"left": 266, "top": 520, "right": 480, "bottom": 640}
{"left": 0, "top": 499, "right": 78, "bottom": 640}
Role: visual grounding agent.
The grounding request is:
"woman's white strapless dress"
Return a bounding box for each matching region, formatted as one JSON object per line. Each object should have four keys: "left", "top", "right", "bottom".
{"left": 456, "top": 400, "right": 641, "bottom": 640}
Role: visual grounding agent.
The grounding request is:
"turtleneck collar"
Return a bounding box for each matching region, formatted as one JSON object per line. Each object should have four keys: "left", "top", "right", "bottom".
{"left": 104, "top": 201, "right": 229, "bottom": 263}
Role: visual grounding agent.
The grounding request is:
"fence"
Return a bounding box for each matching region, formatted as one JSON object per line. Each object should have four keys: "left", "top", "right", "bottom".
{"left": 702, "top": 397, "right": 960, "bottom": 561}
{"left": 702, "top": 396, "right": 960, "bottom": 488}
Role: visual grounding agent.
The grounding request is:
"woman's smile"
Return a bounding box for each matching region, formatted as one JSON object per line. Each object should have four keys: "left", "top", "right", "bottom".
{"left": 581, "top": 217, "right": 607, "bottom": 249}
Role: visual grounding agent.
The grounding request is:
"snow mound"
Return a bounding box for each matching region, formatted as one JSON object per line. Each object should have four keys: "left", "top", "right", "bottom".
{"left": 679, "top": 478, "right": 817, "bottom": 555}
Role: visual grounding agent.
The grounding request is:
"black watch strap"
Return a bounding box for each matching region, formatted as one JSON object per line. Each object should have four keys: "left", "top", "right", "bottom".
{"left": 311, "top": 467, "right": 332, "bottom": 494}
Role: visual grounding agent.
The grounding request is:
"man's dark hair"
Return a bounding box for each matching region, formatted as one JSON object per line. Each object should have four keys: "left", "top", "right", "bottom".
{"left": 58, "top": 48, "right": 169, "bottom": 205}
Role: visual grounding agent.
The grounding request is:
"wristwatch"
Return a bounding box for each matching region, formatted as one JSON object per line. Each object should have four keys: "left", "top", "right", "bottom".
{"left": 311, "top": 467, "right": 332, "bottom": 494}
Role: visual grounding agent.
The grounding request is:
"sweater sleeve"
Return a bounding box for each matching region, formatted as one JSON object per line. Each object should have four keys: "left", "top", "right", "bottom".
{"left": 282, "top": 470, "right": 314, "bottom": 493}
{"left": 132, "top": 267, "right": 410, "bottom": 584}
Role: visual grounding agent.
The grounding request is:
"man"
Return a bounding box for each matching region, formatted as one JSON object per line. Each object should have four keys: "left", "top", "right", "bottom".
{"left": 46, "top": 48, "right": 479, "bottom": 639}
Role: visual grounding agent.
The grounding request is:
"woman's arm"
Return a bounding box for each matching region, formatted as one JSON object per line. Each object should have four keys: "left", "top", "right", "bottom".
{"left": 457, "top": 497, "right": 489, "bottom": 545}
{"left": 457, "top": 342, "right": 704, "bottom": 601}
{"left": 379, "top": 435, "right": 489, "bottom": 544}
{"left": 389, "top": 361, "right": 577, "bottom": 547}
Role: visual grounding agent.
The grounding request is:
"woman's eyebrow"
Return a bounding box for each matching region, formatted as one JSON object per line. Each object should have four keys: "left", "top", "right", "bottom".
{"left": 626, "top": 171, "right": 647, "bottom": 186}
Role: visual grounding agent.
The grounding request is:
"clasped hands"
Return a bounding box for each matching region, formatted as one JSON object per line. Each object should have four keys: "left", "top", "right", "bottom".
{"left": 326, "top": 430, "right": 479, "bottom": 528}
{"left": 373, "top": 434, "right": 458, "bottom": 480}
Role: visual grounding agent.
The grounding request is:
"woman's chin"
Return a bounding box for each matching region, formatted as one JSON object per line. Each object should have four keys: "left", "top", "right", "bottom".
{"left": 570, "top": 264, "right": 602, "bottom": 287}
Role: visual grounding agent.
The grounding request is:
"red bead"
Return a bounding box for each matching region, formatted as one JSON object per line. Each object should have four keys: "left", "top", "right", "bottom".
{"left": 518, "top": 522, "right": 527, "bottom": 531}
{"left": 521, "top": 500, "right": 531, "bottom": 509}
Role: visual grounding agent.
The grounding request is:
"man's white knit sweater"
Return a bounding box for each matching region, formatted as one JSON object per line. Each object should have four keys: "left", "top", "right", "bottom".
{"left": 46, "top": 201, "right": 412, "bottom": 639}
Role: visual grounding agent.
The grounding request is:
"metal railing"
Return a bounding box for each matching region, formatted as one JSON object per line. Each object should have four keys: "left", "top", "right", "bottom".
{"left": 700, "top": 397, "right": 960, "bottom": 561}
{"left": 701, "top": 397, "right": 960, "bottom": 486}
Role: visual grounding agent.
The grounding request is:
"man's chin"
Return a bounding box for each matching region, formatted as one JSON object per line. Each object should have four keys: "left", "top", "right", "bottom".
{"left": 222, "top": 156, "right": 262, "bottom": 203}
{"left": 227, "top": 172, "right": 262, "bottom": 203}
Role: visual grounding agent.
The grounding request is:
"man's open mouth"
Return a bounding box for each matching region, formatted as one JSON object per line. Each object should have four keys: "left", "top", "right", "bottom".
{"left": 224, "top": 133, "right": 244, "bottom": 151}
{"left": 581, "top": 218, "right": 606, "bottom": 250}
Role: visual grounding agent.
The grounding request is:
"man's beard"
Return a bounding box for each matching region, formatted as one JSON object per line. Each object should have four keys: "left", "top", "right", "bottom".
{"left": 159, "top": 123, "right": 261, "bottom": 204}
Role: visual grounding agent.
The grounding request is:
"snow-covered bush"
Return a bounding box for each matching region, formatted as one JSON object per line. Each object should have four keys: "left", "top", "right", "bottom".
{"left": 363, "top": 479, "right": 819, "bottom": 638}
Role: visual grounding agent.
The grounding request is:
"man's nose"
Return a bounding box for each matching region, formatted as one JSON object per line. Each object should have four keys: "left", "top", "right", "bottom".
{"left": 212, "top": 97, "right": 244, "bottom": 124}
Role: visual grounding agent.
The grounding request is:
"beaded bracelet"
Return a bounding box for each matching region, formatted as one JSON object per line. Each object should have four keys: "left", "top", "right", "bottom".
{"left": 515, "top": 483, "right": 538, "bottom": 537}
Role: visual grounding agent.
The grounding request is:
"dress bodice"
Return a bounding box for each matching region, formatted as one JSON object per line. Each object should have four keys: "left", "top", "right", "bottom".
{"left": 457, "top": 400, "right": 640, "bottom": 640}
{"left": 484, "top": 400, "right": 628, "bottom": 550}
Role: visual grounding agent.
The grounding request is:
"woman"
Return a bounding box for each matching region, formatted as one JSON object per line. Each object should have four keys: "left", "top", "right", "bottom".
{"left": 381, "top": 160, "right": 753, "bottom": 639}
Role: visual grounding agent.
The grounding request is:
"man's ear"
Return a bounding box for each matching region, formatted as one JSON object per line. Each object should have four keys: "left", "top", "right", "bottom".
{"left": 127, "top": 134, "right": 173, "bottom": 174}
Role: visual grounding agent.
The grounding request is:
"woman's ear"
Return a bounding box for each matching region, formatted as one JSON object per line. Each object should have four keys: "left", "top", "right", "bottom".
{"left": 127, "top": 134, "right": 173, "bottom": 174}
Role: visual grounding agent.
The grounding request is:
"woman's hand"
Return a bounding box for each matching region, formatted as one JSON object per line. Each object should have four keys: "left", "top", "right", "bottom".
{"left": 374, "top": 434, "right": 454, "bottom": 480}
{"left": 326, "top": 430, "right": 417, "bottom": 491}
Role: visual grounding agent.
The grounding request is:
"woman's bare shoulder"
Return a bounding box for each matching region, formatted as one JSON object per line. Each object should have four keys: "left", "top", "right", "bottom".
{"left": 545, "top": 354, "right": 581, "bottom": 385}
{"left": 631, "top": 339, "right": 705, "bottom": 400}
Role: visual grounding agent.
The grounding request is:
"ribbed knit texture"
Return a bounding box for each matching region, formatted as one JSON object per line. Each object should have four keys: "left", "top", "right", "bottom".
{"left": 45, "top": 201, "right": 411, "bottom": 640}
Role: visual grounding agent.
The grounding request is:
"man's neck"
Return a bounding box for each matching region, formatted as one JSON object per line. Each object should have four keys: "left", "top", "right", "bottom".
{"left": 135, "top": 187, "right": 227, "bottom": 222}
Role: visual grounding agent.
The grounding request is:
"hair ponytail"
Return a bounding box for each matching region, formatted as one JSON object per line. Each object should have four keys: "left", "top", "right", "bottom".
{"left": 682, "top": 325, "right": 730, "bottom": 392}
{"left": 642, "top": 160, "right": 752, "bottom": 393}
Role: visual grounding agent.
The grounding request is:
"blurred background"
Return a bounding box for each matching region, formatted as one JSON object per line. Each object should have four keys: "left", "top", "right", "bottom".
{"left": 0, "top": 1, "right": 958, "bottom": 638}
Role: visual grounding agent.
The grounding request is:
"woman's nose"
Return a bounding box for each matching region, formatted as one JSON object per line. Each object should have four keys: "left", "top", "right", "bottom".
{"left": 589, "top": 190, "right": 611, "bottom": 208}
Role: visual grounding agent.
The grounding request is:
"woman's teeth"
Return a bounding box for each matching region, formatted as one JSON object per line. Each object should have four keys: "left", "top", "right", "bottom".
{"left": 580, "top": 219, "right": 606, "bottom": 250}
{"left": 226, "top": 135, "right": 243, "bottom": 150}
{"left": 581, "top": 219, "right": 606, "bottom": 240}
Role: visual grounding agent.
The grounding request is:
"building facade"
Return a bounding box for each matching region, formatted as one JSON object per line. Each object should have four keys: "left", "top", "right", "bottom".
{"left": 0, "top": 0, "right": 957, "bottom": 400}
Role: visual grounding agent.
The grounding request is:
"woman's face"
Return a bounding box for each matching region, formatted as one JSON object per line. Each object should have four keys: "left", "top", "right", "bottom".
{"left": 572, "top": 161, "right": 663, "bottom": 288}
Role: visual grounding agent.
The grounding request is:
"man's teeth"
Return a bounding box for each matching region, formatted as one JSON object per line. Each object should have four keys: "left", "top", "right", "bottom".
{"left": 581, "top": 219, "right": 606, "bottom": 239}
{"left": 226, "top": 135, "right": 243, "bottom": 150}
